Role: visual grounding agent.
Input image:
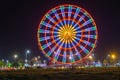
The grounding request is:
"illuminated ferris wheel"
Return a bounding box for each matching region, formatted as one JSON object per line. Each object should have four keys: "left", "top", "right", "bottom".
{"left": 37, "top": 4, "right": 98, "bottom": 64}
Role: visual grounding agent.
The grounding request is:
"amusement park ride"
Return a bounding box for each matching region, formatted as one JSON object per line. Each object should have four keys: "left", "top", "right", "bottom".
{"left": 37, "top": 4, "right": 98, "bottom": 66}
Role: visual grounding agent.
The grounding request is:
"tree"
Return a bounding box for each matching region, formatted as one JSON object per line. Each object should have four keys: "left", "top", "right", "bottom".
{"left": 18, "top": 59, "right": 24, "bottom": 67}
{"left": 103, "top": 59, "right": 108, "bottom": 66}
{"left": 0, "top": 61, "right": 5, "bottom": 67}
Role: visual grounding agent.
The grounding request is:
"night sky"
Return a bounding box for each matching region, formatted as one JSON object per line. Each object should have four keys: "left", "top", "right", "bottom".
{"left": 0, "top": 0, "right": 120, "bottom": 61}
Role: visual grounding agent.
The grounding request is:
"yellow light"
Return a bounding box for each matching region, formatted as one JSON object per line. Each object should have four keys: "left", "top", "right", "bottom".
{"left": 111, "top": 54, "right": 115, "bottom": 59}
{"left": 89, "top": 55, "right": 93, "bottom": 59}
{"left": 58, "top": 24, "right": 76, "bottom": 43}
{"left": 61, "top": 67, "right": 65, "bottom": 69}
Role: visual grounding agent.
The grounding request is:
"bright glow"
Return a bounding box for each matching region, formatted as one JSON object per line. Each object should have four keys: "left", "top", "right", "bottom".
{"left": 69, "top": 56, "right": 72, "bottom": 59}
{"left": 14, "top": 54, "right": 18, "bottom": 59}
{"left": 26, "top": 50, "right": 30, "bottom": 54}
{"left": 111, "top": 54, "right": 115, "bottom": 59}
{"left": 108, "top": 54, "right": 110, "bottom": 57}
{"left": 92, "top": 53, "right": 94, "bottom": 56}
{"left": 89, "top": 55, "right": 93, "bottom": 59}
{"left": 58, "top": 25, "right": 76, "bottom": 43}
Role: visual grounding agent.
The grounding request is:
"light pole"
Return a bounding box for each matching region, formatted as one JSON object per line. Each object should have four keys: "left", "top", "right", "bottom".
{"left": 111, "top": 54, "right": 116, "bottom": 65}
{"left": 25, "top": 50, "right": 30, "bottom": 64}
{"left": 14, "top": 54, "right": 18, "bottom": 62}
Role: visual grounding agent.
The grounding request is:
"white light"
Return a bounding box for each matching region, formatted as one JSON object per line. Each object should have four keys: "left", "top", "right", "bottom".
{"left": 6, "top": 60, "right": 9, "bottom": 63}
{"left": 2, "top": 59, "right": 4, "bottom": 62}
{"left": 69, "top": 56, "right": 72, "bottom": 59}
{"left": 14, "top": 54, "right": 18, "bottom": 59}
{"left": 25, "top": 59, "right": 27, "bottom": 62}
{"left": 108, "top": 54, "right": 110, "bottom": 57}
{"left": 26, "top": 50, "right": 30, "bottom": 54}
{"left": 92, "top": 54, "right": 94, "bottom": 56}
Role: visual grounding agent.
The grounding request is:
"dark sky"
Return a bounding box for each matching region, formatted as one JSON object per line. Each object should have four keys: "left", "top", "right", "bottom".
{"left": 0, "top": 0, "right": 120, "bottom": 61}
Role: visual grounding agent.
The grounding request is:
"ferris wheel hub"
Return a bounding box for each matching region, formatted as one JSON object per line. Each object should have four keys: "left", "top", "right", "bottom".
{"left": 58, "top": 25, "right": 76, "bottom": 43}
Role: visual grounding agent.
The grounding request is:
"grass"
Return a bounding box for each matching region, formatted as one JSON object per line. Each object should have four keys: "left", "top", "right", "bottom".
{"left": 0, "top": 67, "right": 120, "bottom": 80}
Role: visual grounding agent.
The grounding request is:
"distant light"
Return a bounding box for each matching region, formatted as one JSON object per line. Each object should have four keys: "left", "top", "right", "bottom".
{"left": 108, "top": 54, "right": 110, "bottom": 57}
{"left": 89, "top": 55, "right": 93, "bottom": 59}
{"left": 26, "top": 50, "right": 30, "bottom": 54}
{"left": 14, "top": 54, "right": 18, "bottom": 59}
{"left": 69, "top": 56, "right": 72, "bottom": 59}
{"left": 25, "top": 59, "right": 27, "bottom": 63}
{"left": 111, "top": 54, "right": 115, "bottom": 59}
{"left": 61, "top": 66, "right": 65, "bottom": 69}
{"left": 92, "top": 53, "right": 94, "bottom": 56}
{"left": 6, "top": 60, "right": 9, "bottom": 63}
{"left": 2, "top": 59, "right": 4, "bottom": 62}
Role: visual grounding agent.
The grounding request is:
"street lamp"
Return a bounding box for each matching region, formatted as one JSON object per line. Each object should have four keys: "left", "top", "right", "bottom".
{"left": 14, "top": 54, "right": 18, "bottom": 63}
{"left": 89, "top": 55, "right": 93, "bottom": 60}
{"left": 111, "top": 54, "right": 115, "bottom": 59}
{"left": 14, "top": 54, "right": 18, "bottom": 59}
{"left": 25, "top": 50, "right": 30, "bottom": 64}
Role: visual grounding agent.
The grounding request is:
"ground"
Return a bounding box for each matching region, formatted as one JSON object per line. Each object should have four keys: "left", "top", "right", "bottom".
{"left": 0, "top": 67, "right": 120, "bottom": 80}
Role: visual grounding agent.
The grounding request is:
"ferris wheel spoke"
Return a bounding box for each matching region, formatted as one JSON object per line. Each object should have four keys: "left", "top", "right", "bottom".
{"left": 75, "top": 37, "right": 81, "bottom": 41}
{"left": 53, "top": 30, "right": 59, "bottom": 34}
{"left": 54, "top": 50, "right": 60, "bottom": 61}
{"left": 68, "top": 42, "right": 71, "bottom": 48}
{"left": 76, "top": 30, "right": 82, "bottom": 34}
{"left": 53, "top": 35, "right": 58, "bottom": 39}
{"left": 41, "top": 42, "right": 52, "bottom": 49}
{"left": 54, "top": 24, "right": 62, "bottom": 31}
{"left": 80, "top": 45, "right": 89, "bottom": 54}
{"left": 74, "top": 8, "right": 80, "bottom": 19}
{"left": 39, "top": 36, "right": 51, "bottom": 41}
{"left": 62, "top": 51, "right": 66, "bottom": 63}
{"left": 54, "top": 36, "right": 60, "bottom": 42}
{"left": 78, "top": 15, "right": 85, "bottom": 22}
{"left": 47, "top": 46, "right": 57, "bottom": 56}
{"left": 74, "top": 25, "right": 81, "bottom": 31}
{"left": 82, "top": 19, "right": 93, "bottom": 26}
{"left": 76, "top": 26, "right": 96, "bottom": 33}
{"left": 68, "top": 6, "right": 72, "bottom": 18}
{"left": 60, "top": 6, "right": 67, "bottom": 26}
{"left": 45, "top": 14, "right": 56, "bottom": 23}
{"left": 72, "top": 37, "right": 80, "bottom": 44}
{"left": 82, "top": 26, "right": 96, "bottom": 32}
{"left": 52, "top": 8, "right": 60, "bottom": 19}
{"left": 70, "top": 19, "right": 76, "bottom": 27}
{"left": 67, "top": 20, "right": 71, "bottom": 26}
{"left": 69, "top": 51, "right": 75, "bottom": 62}
{"left": 55, "top": 41, "right": 64, "bottom": 61}
{"left": 75, "top": 50, "right": 81, "bottom": 60}
{"left": 62, "top": 43, "right": 67, "bottom": 63}
{"left": 71, "top": 42, "right": 75, "bottom": 46}
{"left": 41, "top": 21, "right": 52, "bottom": 28}
{"left": 71, "top": 41, "right": 81, "bottom": 59}
{"left": 84, "top": 35, "right": 97, "bottom": 39}
{"left": 52, "top": 8, "right": 64, "bottom": 28}
{"left": 54, "top": 38, "right": 62, "bottom": 46}
{"left": 81, "top": 40, "right": 95, "bottom": 47}
{"left": 38, "top": 29, "right": 50, "bottom": 33}
{"left": 73, "top": 15, "right": 85, "bottom": 29}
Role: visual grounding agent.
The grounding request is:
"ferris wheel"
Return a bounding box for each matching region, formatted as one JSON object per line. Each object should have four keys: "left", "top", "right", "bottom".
{"left": 37, "top": 4, "right": 98, "bottom": 64}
